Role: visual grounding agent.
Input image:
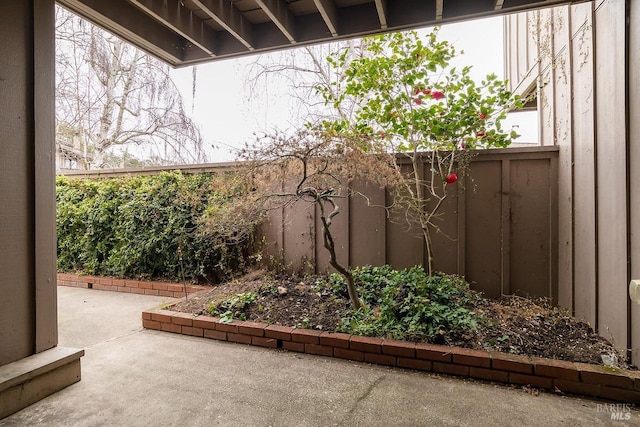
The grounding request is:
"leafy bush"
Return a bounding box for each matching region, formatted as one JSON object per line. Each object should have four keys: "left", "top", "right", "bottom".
{"left": 56, "top": 171, "right": 260, "bottom": 283}
{"left": 332, "top": 265, "right": 483, "bottom": 344}
{"left": 208, "top": 292, "right": 258, "bottom": 322}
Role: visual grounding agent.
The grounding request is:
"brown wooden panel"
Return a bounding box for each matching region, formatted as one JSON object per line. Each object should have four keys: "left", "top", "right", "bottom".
{"left": 429, "top": 179, "right": 459, "bottom": 276}
{"left": 385, "top": 164, "right": 424, "bottom": 270}
{"left": 509, "top": 159, "right": 552, "bottom": 298}
{"left": 553, "top": 18, "right": 574, "bottom": 309}
{"left": 570, "top": 5, "right": 597, "bottom": 325}
{"left": 259, "top": 207, "right": 285, "bottom": 266}
{"left": 629, "top": 0, "right": 640, "bottom": 365}
{"left": 516, "top": 12, "right": 530, "bottom": 79}
{"left": 465, "top": 161, "right": 503, "bottom": 298}
{"left": 526, "top": 12, "right": 537, "bottom": 75}
{"left": 537, "top": 8, "right": 555, "bottom": 147}
{"left": 594, "top": 0, "right": 628, "bottom": 350}
{"left": 34, "top": 0, "right": 58, "bottom": 353}
{"left": 315, "top": 196, "right": 349, "bottom": 273}
{"left": 283, "top": 200, "right": 315, "bottom": 274}
{"left": 350, "top": 180, "right": 386, "bottom": 267}
{"left": 0, "top": 1, "right": 36, "bottom": 365}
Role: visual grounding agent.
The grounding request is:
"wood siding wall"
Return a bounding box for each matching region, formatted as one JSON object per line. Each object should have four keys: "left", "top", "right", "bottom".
{"left": 259, "top": 147, "right": 559, "bottom": 301}
{"left": 505, "top": 0, "right": 639, "bottom": 362}
{"left": 0, "top": 0, "right": 57, "bottom": 366}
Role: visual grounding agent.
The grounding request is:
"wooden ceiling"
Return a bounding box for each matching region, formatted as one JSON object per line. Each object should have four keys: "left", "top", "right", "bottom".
{"left": 57, "top": 0, "right": 589, "bottom": 67}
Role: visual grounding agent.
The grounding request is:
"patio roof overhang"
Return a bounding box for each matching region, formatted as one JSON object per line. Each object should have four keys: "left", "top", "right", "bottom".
{"left": 57, "top": 0, "right": 590, "bottom": 67}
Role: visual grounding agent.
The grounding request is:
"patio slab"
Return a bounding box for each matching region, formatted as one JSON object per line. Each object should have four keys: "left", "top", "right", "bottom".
{"left": 1, "top": 286, "right": 639, "bottom": 426}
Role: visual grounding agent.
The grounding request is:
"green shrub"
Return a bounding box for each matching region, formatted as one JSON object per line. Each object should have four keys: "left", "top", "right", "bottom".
{"left": 56, "top": 171, "right": 259, "bottom": 283}
{"left": 208, "top": 292, "right": 258, "bottom": 322}
{"left": 332, "top": 265, "right": 483, "bottom": 344}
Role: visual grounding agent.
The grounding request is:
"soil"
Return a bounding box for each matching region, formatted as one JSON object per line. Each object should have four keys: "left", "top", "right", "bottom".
{"left": 171, "top": 269, "right": 630, "bottom": 368}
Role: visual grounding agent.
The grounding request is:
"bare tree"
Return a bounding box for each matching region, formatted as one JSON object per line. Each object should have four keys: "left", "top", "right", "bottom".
{"left": 245, "top": 40, "right": 369, "bottom": 126}
{"left": 55, "top": 6, "right": 206, "bottom": 169}
{"left": 241, "top": 129, "right": 398, "bottom": 309}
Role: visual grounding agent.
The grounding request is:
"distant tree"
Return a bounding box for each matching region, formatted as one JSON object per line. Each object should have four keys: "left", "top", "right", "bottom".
{"left": 55, "top": 6, "right": 206, "bottom": 169}
{"left": 246, "top": 40, "right": 368, "bottom": 125}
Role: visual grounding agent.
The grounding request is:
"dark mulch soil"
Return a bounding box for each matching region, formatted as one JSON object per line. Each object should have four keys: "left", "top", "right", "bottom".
{"left": 171, "top": 269, "right": 628, "bottom": 368}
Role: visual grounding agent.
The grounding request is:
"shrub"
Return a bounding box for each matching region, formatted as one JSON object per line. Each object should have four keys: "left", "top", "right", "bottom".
{"left": 332, "top": 265, "right": 483, "bottom": 344}
{"left": 56, "top": 171, "right": 260, "bottom": 283}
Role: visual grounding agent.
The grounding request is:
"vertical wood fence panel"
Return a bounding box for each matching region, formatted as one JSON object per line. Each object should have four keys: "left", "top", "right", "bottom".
{"left": 266, "top": 147, "right": 559, "bottom": 300}
{"left": 464, "top": 159, "right": 504, "bottom": 298}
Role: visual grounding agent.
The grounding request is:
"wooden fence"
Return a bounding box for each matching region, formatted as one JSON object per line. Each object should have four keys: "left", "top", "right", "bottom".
{"left": 61, "top": 146, "right": 558, "bottom": 300}
{"left": 258, "top": 146, "right": 559, "bottom": 300}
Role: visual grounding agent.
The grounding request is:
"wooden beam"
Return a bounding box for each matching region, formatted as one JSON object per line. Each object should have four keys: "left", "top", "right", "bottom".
{"left": 192, "top": 0, "right": 255, "bottom": 50}
{"left": 255, "top": 0, "right": 297, "bottom": 44}
{"left": 313, "top": 0, "right": 338, "bottom": 36}
{"left": 435, "top": 0, "right": 443, "bottom": 20}
{"left": 374, "top": 0, "right": 388, "bottom": 29}
{"left": 57, "top": 0, "right": 191, "bottom": 65}
{"left": 129, "top": 0, "right": 217, "bottom": 56}
{"left": 495, "top": 0, "right": 505, "bottom": 10}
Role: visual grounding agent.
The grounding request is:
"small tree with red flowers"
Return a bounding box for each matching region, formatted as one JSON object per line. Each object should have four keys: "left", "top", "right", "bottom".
{"left": 319, "top": 29, "right": 525, "bottom": 275}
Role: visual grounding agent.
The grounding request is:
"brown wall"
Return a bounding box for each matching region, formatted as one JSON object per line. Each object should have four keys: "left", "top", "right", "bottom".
{"left": 259, "top": 147, "right": 559, "bottom": 301}
{"left": 0, "top": 0, "right": 57, "bottom": 367}
{"left": 505, "top": 0, "right": 639, "bottom": 362}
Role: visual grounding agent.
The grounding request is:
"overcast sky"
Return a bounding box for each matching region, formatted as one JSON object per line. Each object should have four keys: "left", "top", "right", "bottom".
{"left": 171, "top": 16, "right": 537, "bottom": 163}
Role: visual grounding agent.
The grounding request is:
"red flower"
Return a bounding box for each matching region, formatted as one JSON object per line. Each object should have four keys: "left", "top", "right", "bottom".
{"left": 414, "top": 87, "right": 422, "bottom": 95}
{"left": 431, "top": 90, "right": 444, "bottom": 100}
{"left": 460, "top": 142, "right": 467, "bottom": 150}
{"left": 478, "top": 113, "right": 486, "bottom": 120}
{"left": 476, "top": 130, "right": 485, "bottom": 137}
{"left": 414, "top": 98, "right": 422, "bottom": 105}
{"left": 380, "top": 132, "right": 386, "bottom": 139}
{"left": 445, "top": 173, "right": 458, "bottom": 184}
{"left": 422, "top": 89, "right": 431, "bottom": 95}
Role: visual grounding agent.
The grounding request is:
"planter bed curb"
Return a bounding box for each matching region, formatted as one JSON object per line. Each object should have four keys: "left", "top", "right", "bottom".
{"left": 57, "top": 273, "right": 208, "bottom": 298}
{"left": 142, "top": 307, "right": 640, "bottom": 404}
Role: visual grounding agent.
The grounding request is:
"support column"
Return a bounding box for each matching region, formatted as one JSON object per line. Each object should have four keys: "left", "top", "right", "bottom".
{"left": 0, "top": 0, "right": 83, "bottom": 419}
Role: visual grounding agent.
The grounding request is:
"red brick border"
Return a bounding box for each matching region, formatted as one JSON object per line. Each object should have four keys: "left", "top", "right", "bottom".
{"left": 141, "top": 308, "right": 640, "bottom": 404}
{"left": 57, "top": 273, "right": 208, "bottom": 298}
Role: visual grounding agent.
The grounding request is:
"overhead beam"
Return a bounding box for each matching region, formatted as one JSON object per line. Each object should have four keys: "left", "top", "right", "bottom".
{"left": 495, "top": 0, "right": 505, "bottom": 10}
{"left": 192, "top": 0, "right": 255, "bottom": 50}
{"left": 255, "top": 0, "right": 297, "bottom": 44}
{"left": 313, "top": 0, "right": 338, "bottom": 36}
{"left": 435, "top": 0, "right": 443, "bottom": 20}
{"left": 129, "top": 0, "right": 217, "bottom": 56}
{"left": 57, "top": 0, "right": 192, "bottom": 65}
{"left": 374, "top": 0, "right": 388, "bottom": 29}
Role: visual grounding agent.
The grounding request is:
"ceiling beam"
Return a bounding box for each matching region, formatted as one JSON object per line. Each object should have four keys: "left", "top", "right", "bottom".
{"left": 255, "top": 0, "right": 297, "bottom": 44}
{"left": 129, "top": 0, "right": 217, "bottom": 56}
{"left": 57, "top": 0, "right": 195, "bottom": 65}
{"left": 191, "top": 0, "right": 255, "bottom": 50}
{"left": 313, "top": 0, "right": 338, "bottom": 37}
{"left": 374, "top": 0, "right": 388, "bottom": 29}
{"left": 495, "top": 0, "right": 505, "bottom": 10}
{"left": 435, "top": 0, "right": 443, "bottom": 20}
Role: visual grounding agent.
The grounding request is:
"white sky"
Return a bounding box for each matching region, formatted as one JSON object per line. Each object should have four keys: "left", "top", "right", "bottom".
{"left": 171, "top": 16, "right": 538, "bottom": 163}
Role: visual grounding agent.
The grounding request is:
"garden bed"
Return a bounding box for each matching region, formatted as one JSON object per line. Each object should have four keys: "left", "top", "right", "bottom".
{"left": 149, "top": 268, "right": 640, "bottom": 404}
{"left": 169, "top": 268, "right": 621, "bottom": 366}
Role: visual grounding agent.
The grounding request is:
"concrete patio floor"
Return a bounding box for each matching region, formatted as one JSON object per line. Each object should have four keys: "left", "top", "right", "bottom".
{"left": 1, "top": 286, "right": 638, "bottom": 426}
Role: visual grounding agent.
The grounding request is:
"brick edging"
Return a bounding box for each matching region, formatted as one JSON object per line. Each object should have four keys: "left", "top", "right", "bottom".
{"left": 57, "top": 273, "right": 208, "bottom": 298}
{"left": 142, "top": 308, "right": 640, "bottom": 404}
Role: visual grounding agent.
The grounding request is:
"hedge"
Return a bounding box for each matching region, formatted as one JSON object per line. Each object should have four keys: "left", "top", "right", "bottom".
{"left": 56, "top": 171, "right": 259, "bottom": 283}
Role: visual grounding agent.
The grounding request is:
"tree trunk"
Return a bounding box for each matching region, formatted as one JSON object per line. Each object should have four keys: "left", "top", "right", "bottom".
{"left": 318, "top": 198, "right": 362, "bottom": 309}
